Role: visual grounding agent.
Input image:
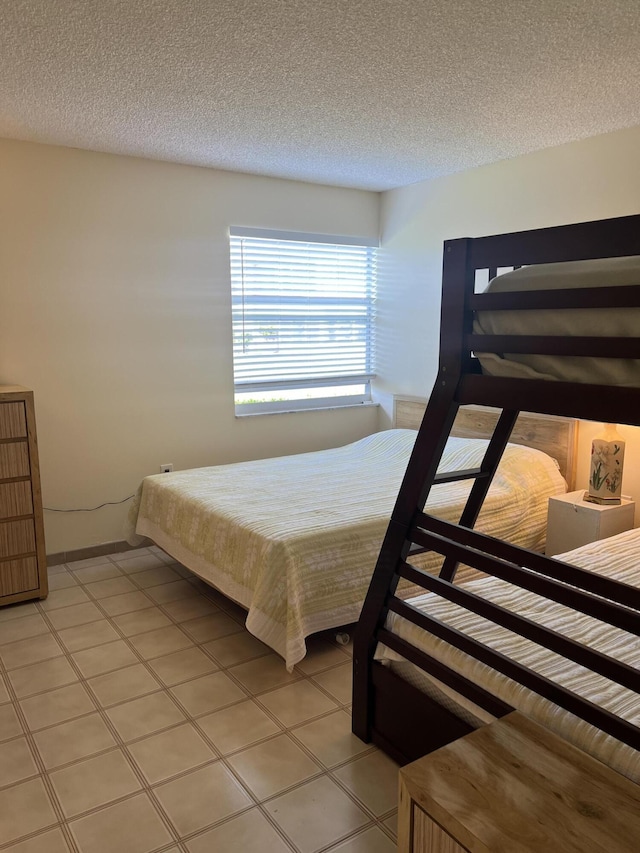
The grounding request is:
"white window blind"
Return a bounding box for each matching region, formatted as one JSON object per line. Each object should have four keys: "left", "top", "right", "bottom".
{"left": 230, "top": 228, "right": 377, "bottom": 408}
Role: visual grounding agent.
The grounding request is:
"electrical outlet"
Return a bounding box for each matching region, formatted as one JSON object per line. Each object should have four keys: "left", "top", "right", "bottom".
{"left": 159, "top": 463, "right": 174, "bottom": 473}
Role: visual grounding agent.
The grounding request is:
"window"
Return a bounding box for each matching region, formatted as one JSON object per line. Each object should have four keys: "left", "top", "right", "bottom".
{"left": 230, "top": 227, "right": 378, "bottom": 414}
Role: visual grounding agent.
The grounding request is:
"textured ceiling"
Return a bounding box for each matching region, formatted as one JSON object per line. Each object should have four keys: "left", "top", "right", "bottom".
{"left": 1, "top": 0, "right": 639, "bottom": 191}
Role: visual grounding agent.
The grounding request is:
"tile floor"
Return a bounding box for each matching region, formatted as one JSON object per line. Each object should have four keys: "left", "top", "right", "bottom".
{"left": 0, "top": 547, "right": 398, "bottom": 853}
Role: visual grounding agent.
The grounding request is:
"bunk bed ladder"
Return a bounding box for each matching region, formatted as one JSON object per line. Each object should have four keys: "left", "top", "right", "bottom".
{"left": 353, "top": 376, "right": 520, "bottom": 745}
{"left": 353, "top": 235, "right": 491, "bottom": 746}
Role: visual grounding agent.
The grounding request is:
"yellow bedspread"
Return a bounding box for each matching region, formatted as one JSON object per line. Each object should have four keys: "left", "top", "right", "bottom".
{"left": 125, "top": 429, "right": 565, "bottom": 669}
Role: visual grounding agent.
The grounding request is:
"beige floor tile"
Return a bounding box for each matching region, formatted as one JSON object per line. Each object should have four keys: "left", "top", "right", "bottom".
{"left": 259, "top": 680, "right": 338, "bottom": 728}
{"left": 106, "top": 691, "right": 186, "bottom": 741}
{"left": 229, "top": 654, "right": 299, "bottom": 695}
{"left": 197, "top": 700, "right": 281, "bottom": 754}
{"left": 99, "top": 591, "right": 154, "bottom": 616}
{"left": 0, "top": 633, "right": 63, "bottom": 670}
{"left": 311, "top": 662, "right": 352, "bottom": 705}
{"left": 383, "top": 812, "right": 398, "bottom": 838}
{"left": 265, "top": 775, "right": 370, "bottom": 853}
{"left": 227, "top": 733, "right": 320, "bottom": 800}
{"left": 128, "top": 722, "right": 216, "bottom": 783}
{"left": 0, "top": 673, "right": 7, "bottom": 703}
{"left": 170, "top": 671, "right": 246, "bottom": 717}
{"left": 187, "top": 808, "right": 291, "bottom": 853}
{"left": 71, "top": 639, "right": 139, "bottom": 678}
{"left": 67, "top": 555, "right": 116, "bottom": 570}
{"left": 33, "top": 713, "right": 116, "bottom": 769}
{"left": 20, "top": 682, "right": 96, "bottom": 731}
{"left": 2, "top": 826, "right": 72, "bottom": 853}
{"left": 47, "top": 571, "right": 79, "bottom": 591}
{"left": 326, "top": 826, "right": 396, "bottom": 852}
{"left": 0, "top": 613, "right": 50, "bottom": 645}
{"left": 295, "top": 639, "right": 351, "bottom": 675}
{"left": 154, "top": 762, "right": 252, "bottom": 836}
{"left": 0, "top": 737, "right": 39, "bottom": 786}
{"left": 204, "top": 631, "right": 270, "bottom": 667}
{"left": 167, "top": 562, "right": 193, "bottom": 578}
{"left": 71, "top": 563, "right": 123, "bottom": 584}
{"left": 39, "top": 587, "right": 90, "bottom": 611}
{"left": 291, "top": 709, "right": 372, "bottom": 768}
{"left": 0, "top": 602, "right": 38, "bottom": 623}
{"left": 146, "top": 646, "right": 218, "bottom": 687}
{"left": 145, "top": 580, "right": 198, "bottom": 604}
{"left": 181, "top": 612, "right": 243, "bottom": 643}
{"left": 0, "top": 703, "right": 23, "bottom": 741}
{"left": 88, "top": 663, "right": 161, "bottom": 707}
{"left": 128, "top": 624, "right": 193, "bottom": 660}
{"left": 213, "top": 597, "right": 247, "bottom": 624}
{"left": 130, "top": 565, "right": 182, "bottom": 588}
{"left": 50, "top": 749, "right": 141, "bottom": 817}
{"left": 110, "top": 547, "right": 151, "bottom": 560}
{"left": 84, "top": 576, "right": 137, "bottom": 600}
{"left": 57, "top": 619, "right": 120, "bottom": 652}
{"left": 114, "top": 553, "right": 165, "bottom": 573}
{"left": 333, "top": 751, "right": 399, "bottom": 816}
{"left": 46, "top": 602, "right": 104, "bottom": 632}
{"left": 0, "top": 777, "right": 58, "bottom": 845}
{"left": 9, "top": 656, "right": 79, "bottom": 699}
{"left": 161, "top": 596, "right": 219, "bottom": 623}
{"left": 69, "top": 792, "right": 172, "bottom": 853}
{"left": 111, "top": 606, "right": 172, "bottom": 637}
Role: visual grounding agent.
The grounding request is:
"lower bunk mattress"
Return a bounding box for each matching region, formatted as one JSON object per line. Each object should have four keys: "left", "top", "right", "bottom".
{"left": 376, "top": 527, "right": 640, "bottom": 783}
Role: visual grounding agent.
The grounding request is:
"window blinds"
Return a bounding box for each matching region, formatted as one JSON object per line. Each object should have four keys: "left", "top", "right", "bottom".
{"left": 230, "top": 228, "right": 377, "bottom": 395}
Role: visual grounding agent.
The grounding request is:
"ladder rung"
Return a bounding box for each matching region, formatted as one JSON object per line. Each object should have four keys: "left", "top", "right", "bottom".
{"left": 434, "top": 467, "right": 490, "bottom": 485}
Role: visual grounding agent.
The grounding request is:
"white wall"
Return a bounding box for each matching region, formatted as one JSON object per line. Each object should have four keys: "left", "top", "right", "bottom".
{"left": 376, "top": 125, "right": 640, "bottom": 522}
{"left": 0, "top": 140, "right": 380, "bottom": 553}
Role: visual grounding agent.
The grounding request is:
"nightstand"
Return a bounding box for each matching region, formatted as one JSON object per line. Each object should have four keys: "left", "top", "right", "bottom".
{"left": 546, "top": 489, "right": 635, "bottom": 556}
{"left": 398, "top": 712, "right": 640, "bottom": 853}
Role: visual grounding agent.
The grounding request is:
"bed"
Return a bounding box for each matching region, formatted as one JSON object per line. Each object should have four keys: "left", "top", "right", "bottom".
{"left": 125, "top": 418, "right": 567, "bottom": 670}
{"left": 352, "top": 213, "right": 640, "bottom": 774}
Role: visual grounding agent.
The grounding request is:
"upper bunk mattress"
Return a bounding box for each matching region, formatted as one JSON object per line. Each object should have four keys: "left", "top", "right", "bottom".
{"left": 473, "top": 255, "right": 640, "bottom": 386}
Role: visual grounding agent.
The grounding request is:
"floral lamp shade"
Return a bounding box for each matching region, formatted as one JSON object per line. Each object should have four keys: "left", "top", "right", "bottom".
{"left": 588, "top": 423, "right": 625, "bottom": 504}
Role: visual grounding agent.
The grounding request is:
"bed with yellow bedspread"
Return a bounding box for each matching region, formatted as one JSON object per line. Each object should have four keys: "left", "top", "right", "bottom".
{"left": 125, "top": 429, "right": 565, "bottom": 669}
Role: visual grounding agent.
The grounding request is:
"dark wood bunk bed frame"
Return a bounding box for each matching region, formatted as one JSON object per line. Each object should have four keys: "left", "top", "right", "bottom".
{"left": 353, "top": 213, "right": 640, "bottom": 766}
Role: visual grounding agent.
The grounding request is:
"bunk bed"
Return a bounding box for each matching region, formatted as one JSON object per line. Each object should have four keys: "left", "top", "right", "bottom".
{"left": 352, "top": 213, "right": 640, "bottom": 778}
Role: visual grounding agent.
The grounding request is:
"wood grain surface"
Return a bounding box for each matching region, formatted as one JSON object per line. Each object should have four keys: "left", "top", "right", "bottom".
{"left": 399, "top": 711, "right": 640, "bottom": 853}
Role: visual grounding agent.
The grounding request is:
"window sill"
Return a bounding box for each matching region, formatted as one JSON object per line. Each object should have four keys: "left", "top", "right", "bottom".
{"left": 235, "top": 401, "right": 379, "bottom": 418}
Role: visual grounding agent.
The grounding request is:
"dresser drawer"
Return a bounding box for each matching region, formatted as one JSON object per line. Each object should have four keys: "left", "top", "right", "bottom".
{"left": 0, "top": 481, "right": 33, "bottom": 520}
{"left": 0, "top": 402, "right": 27, "bottom": 439}
{"left": 0, "top": 519, "right": 36, "bottom": 559}
{"left": 0, "top": 556, "right": 39, "bottom": 597}
{"left": 0, "top": 442, "right": 30, "bottom": 479}
{"left": 0, "top": 387, "right": 46, "bottom": 606}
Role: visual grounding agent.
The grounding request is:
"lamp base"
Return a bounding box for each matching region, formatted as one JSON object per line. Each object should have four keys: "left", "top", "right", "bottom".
{"left": 584, "top": 494, "right": 622, "bottom": 506}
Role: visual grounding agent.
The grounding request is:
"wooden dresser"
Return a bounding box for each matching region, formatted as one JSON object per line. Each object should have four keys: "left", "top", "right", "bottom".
{"left": 0, "top": 385, "right": 48, "bottom": 605}
{"left": 399, "top": 711, "right": 640, "bottom": 853}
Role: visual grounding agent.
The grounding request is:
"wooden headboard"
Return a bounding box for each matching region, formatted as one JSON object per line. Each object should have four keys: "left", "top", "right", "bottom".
{"left": 393, "top": 395, "right": 578, "bottom": 489}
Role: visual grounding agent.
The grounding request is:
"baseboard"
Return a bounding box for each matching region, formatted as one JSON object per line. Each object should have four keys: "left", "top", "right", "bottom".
{"left": 47, "top": 538, "right": 152, "bottom": 567}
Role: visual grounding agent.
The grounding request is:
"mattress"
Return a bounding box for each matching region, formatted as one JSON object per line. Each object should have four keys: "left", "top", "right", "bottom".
{"left": 125, "top": 429, "right": 565, "bottom": 669}
{"left": 474, "top": 255, "right": 640, "bottom": 386}
{"left": 377, "top": 527, "right": 640, "bottom": 782}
